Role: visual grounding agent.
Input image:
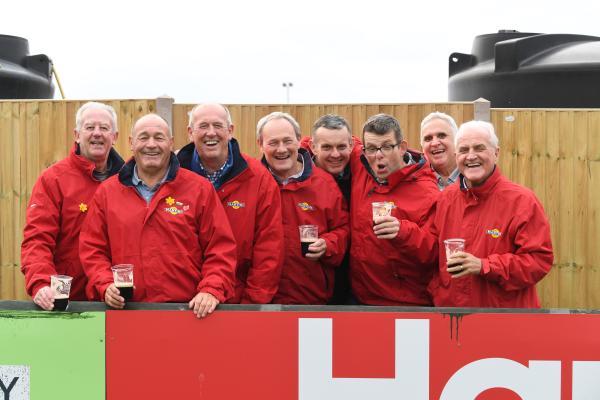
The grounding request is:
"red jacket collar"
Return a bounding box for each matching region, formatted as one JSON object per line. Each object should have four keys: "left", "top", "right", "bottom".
{"left": 459, "top": 165, "right": 503, "bottom": 199}
{"left": 68, "top": 143, "right": 97, "bottom": 177}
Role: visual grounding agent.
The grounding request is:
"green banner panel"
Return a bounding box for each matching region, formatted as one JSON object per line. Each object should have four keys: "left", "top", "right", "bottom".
{"left": 0, "top": 311, "right": 105, "bottom": 400}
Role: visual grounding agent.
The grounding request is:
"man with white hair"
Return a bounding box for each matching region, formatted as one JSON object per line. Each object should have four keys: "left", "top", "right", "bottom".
{"left": 80, "top": 113, "right": 237, "bottom": 318}
{"left": 420, "top": 112, "right": 459, "bottom": 190}
{"left": 257, "top": 111, "right": 349, "bottom": 304}
{"left": 428, "top": 120, "right": 553, "bottom": 308}
{"left": 21, "top": 101, "right": 124, "bottom": 310}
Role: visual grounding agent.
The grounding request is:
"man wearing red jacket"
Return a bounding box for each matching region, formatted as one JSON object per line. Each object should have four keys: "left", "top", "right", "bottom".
{"left": 177, "top": 103, "right": 283, "bottom": 304}
{"left": 257, "top": 112, "right": 349, "bottom": 304}
{"left": 429, "top": 120, "right": 553, "bottom": 307}
{"left": 21, "top": 102, "right": 124, "bottom": 310}
{"left": 80, "top": 114, "right": 237, "bottom": 318}
{"left": 350, "top": 113, "right": 439, "bottom": 306}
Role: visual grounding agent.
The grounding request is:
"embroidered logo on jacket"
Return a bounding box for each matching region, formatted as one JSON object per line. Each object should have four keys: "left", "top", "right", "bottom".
{"left": 486, "top": 228, "right": 502, "bottom": 239}
{"left": 79, "top": 203, "right": 88, "bottom": 213}
{"left": 297, "top": 202, "right": 315, "bottom": 211}
{"left": 164, "top": 196, "right": 189, "bottom": 215}
{"left": 227, "top": 200, "right": 246, "bottom": 209}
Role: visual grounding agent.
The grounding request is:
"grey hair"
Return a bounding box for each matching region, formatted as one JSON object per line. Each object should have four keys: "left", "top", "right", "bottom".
{"left": 256, "top": 112, "right": 301, "bottom": 142}
{"left": 311, "top": 114, "right": 352, "bottom": 144}
{"left": 187, "top": 103, "right": 233, "bottom": 128}
{"left": 420, "top": 112, "right": 458, "bottom": 143}
{"left": 362, "top": 113, "right": 403, "bottom": 143}
{"left": 132, "top": 113, "right": 173, "bottom": 138}
{"left": 75, "top": 101, "right": 118, "bottom": 132}
{"left": 455, "top": 120, "right": 499, "bottom": 149}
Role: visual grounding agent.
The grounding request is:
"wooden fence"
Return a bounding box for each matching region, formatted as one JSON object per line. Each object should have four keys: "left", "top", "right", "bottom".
{"left": 1, "top": 98, "right": 597, "bottom": 309}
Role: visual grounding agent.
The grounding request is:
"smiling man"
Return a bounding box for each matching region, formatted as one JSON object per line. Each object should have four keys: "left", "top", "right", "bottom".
{"left": 80, "top": 113, "right": 237, "bottom": 318}
{"left": 257, "top": 112, "right": 349, "bottom": 304}
{"left": 21, "top": 102, "right": 124, "bottom": 310}
{"left": 177, "top": 103, "right": 283, "bottom": 304}
{"left": 420, "top": 112, "right": 459, "bottom": 190}
{"left": 427, "top": 120, "right": 553, "bottom": 308}
{"left": 349, "top": 113, "right": 439, "bottom": 306}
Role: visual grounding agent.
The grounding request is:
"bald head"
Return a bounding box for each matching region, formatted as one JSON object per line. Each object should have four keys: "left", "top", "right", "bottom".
{"left": 132, "top": 113, "right": 172, "bottom": 138}
{"left": 130, "top": 113, "right": 173, "bottom": 178}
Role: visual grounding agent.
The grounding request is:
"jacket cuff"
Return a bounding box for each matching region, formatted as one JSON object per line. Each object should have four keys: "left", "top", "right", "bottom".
{"left": 198, "top": 286, "right": 226, "bottom": 303}
{"left": 31, "top": 280, "right": 50, "bottom": 299}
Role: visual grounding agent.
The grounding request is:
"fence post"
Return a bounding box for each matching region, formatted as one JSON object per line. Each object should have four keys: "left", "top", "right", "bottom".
{"left": 155, "top": 95, "right": 175, "bottom": 130}
{"left": 473, "top": 98, "right": 491, "bottom": 122}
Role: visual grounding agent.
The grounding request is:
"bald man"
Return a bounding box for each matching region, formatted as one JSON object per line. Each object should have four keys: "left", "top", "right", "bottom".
{"left": 178, "top": 103, "right": 283, "bottom": 304}
{"left": 80, "top": 113, "right": 237, "bottom": 318}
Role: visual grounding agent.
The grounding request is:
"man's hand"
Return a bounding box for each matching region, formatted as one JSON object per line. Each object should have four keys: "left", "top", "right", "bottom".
{"left": 447, "top": 251, "right": 483, "bottom": 278}
{"left": 33, "top": 286, "right": 55, "bottom": 311}
{"left": 373, "top": 215, "right": 400, "bottom": 239}
{"left": 305, "top": 238, "right": 327, "bottom": 260}
{"left": 188, "top": 292, "right": 220, "bottom": 319}
{"left": 104, "top": 284, "right": 126, "bottom": 309}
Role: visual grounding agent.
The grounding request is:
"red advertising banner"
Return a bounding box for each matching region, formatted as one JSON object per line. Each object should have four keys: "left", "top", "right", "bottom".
{"left": 106, "top": 311, "right": 600, "bottom": 400}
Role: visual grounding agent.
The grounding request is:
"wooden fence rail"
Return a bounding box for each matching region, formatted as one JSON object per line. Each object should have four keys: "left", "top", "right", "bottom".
{"left": 1, "top": 98, "right": 597, "bottom": 309}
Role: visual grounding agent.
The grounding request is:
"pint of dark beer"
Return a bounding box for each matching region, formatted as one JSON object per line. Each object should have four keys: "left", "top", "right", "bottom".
{"left": 298, "top": 225, "right": 318, "bottom": 257}
{"left": 111, "top": 264, "right": 134, "bottom": 302}
{"left": 50, "top": 274, "right": 72, "bottom": 311}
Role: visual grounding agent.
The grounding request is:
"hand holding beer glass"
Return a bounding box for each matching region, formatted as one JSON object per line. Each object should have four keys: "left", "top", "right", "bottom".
{"left": 299, "top": 224, "right": 326, "bottom": 260}
{"left": 372, "top": 201, "right": 399, "bottom": 239}
{"left": 444, "top": 238, "right": 466, "bottom": 276}
{"left": 111, "top": 264, "right": 134, "bottom": 301}
{"left": 50, "top": 274, "right": 73, "bottom": 311}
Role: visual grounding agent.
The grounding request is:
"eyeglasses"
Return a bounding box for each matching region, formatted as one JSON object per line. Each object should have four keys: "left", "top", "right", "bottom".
{"left": 363, "top": 143, "right": 399, "bottom": 155}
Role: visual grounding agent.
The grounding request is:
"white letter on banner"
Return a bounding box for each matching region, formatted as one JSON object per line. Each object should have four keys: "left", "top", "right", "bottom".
{"left": 572, "top": 361, "right": 600, "bottom": 400}
{"left": 298, "top": 318, "right": 429, "bottom": 400}
{"left": 0, "top": 365, "right": 29, "bottom": 400}
{"left": 440, "top": 358, "right": 561, "bottom": 400}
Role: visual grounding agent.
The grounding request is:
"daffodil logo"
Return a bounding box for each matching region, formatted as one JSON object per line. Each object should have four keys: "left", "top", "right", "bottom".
{"left": 486, "top": 228, "right": 502, "bottom": 239}
{"left": 163, "top": 196, "right": 188, "bottom": 216}
{"left": 227, "top": 200, "right": 246, "bottom": 209}
{"left": 79, "top": 203, "right": 88, "bottom": 213}
{"left": 297, "top": 202, "right": 314, "bottom": 211}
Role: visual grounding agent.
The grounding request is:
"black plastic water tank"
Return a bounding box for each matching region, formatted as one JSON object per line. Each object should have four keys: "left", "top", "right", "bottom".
{"left": 448, "top": 30, "right": 600, "bottom": 108}
{"left": 0, "top": 34, "right": 55, "bottom": 99}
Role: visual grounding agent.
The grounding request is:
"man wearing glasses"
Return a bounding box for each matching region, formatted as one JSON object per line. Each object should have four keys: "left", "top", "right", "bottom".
{"left": 349, "top": 113, "right": 439, "bottom": 305}
{"left": 177, "top": 103, "right": 283, "bottom": 304}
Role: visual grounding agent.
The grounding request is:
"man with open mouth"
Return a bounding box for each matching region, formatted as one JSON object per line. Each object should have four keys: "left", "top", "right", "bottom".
{"left": 349, "top": 113, "right": 439, "bottom": 306}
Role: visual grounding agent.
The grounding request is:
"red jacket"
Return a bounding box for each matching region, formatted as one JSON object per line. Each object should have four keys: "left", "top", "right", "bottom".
{"left": 79, "top": 155, "right": 237, "bottom": 303}
{"left": 265, "top": 149, "right": 350, "bottom": 304}
{"left": 21, "top": 143, "right": 124, "bottom": 300}
{"left": 177, "top": 140, "right": 283, "bottom": 304}
{"left": 428, "top": 167, "right": 553, "bottom": 308}
{"left": 350, "top": 149, "right": 439, "bottom": 305}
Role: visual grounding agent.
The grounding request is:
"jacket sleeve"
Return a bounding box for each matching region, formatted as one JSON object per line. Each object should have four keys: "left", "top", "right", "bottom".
{"left": 195, "top": 185, "right": 238, "bottom": 303}
{"left": 79, "top": 186, "right": 114, "bottom": 300}
{"left": 480, "top": 198, "right": 554, "bottom": 290}
{"left": 242, "top": 175, "right": 284, "bottom": 304}
{"left": 320, "top": 185, "right": 350, "bottom": 268}
{"left": 20, "top": 174, "right": 61, "bottom": 297}
{"left": 394, "top": 191, "right": 439, "bottom": 267}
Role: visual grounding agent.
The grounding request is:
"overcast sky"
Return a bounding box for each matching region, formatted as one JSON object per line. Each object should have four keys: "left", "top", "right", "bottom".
{"left": 4, "top": 0, "right": 599, "bottom": 104}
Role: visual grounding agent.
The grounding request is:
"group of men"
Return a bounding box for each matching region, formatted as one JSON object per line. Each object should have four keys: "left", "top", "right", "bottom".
{"left": 20, "top": 101, "right": 554, "bottom": 317}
